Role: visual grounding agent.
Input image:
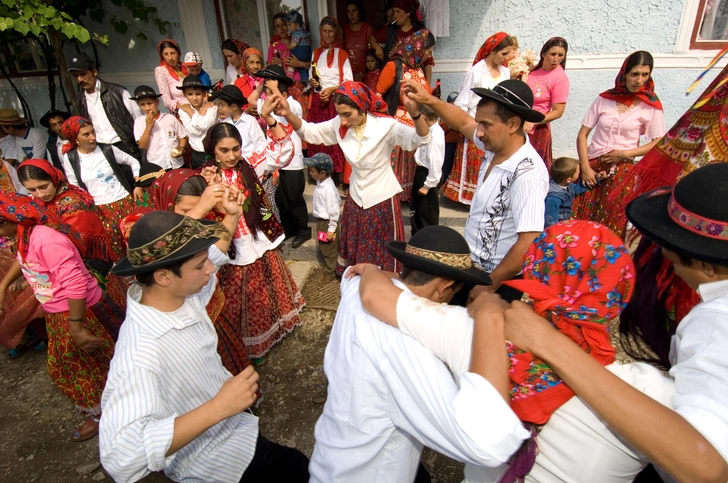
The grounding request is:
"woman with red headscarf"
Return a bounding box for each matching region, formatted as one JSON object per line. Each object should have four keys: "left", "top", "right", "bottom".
{"left": 154, "top": 38, "right": 190, "bottom": 113}
{"left": 443, "top": 32, "right": 514, "bottom": 204}
{"left": 525, "top": 37, "right": 571, "bottom": 170}
{"left": 276, "top": 80, "right": 432, "bottom": 275}
{"left": 573, "top": 51, "right": 666, "bottom": 238}
{"left": 222, "top": 38, "right": 251, "bottom": 86}
{"left": 233, "top": 47, "right": 264, "bottom": 113}
{"left": 0, "top": 192, "right": 123, "bottom": 442}
{"left": 307, "top": 16, "right": 354, "bottom": 184}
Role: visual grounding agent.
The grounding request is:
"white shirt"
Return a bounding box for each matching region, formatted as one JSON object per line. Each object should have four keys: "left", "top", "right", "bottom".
{"left": 0, "top": 133, "right": 18, "bottom": 160}
{"left": 62, "top": 146, "right": 140, "bottom": 205}
{"left": 85, "top": 80, "right": 142, "bottom": 144}
{"left": 312, "top": 177, "right": 341, "bottom": 232}
{"left": 257, "top": 96, "right": 303, "bottom": 170}
{"left": 455, "top": 61, "right": 510, "bottom": 116}
{"left": 309, "top": 273, "right": 529, "bottom": 483}
{"left": 465, "top": 134, "right": 548, "bottom": 272}
{"left": 134, "top": 112, "right": 187, "bottom": 170}
{"left": 669, "top": 278, "right": 728, "bottom": 463}
{"left": 3, "top": 160, "right": 28, "bottom": 194}
{"left": 414, "top": 122, "right": 445, "bottom": 189}
{"left": 223, "top": 113, "right": 267, "bottom": 163}
{"left": 395, "top": 291, "right": 676, "bottom": 482}
{"left": 14, "top": 127, "right": 47, "bottom": 161}
{"left": 311, "top": 48, "right": 354, "bottom": 89}
{"left": 297, "top": 115, "right": 431, "bottom": 209}
{"left": 178, "top": 104, "right": 218, "bottom": 153}
{"left": 99, "top": 246, "right": 259, "bottom": 483}
{"left": 225, "top": 64, "right": 241, "bottom": 86}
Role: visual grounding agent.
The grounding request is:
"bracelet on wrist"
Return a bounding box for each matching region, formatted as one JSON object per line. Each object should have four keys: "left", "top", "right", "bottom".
{"left": 267, "top": 119, "right": 278, "bottom": 128}
{"left": 68, "top": 318, "right": 83, "bottom": 323}
{"left": 411, "top": 112, "right": 422, "bottom": 121}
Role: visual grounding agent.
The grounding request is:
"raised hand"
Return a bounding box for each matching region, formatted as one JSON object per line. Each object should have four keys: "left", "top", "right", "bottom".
{"left": 402, "top": 79, "right": 433, "bottom": 105}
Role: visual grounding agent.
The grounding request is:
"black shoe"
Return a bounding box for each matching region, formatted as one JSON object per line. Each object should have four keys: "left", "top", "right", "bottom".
{"left": 291, "top": 232, "right": 312, "bottom": 248}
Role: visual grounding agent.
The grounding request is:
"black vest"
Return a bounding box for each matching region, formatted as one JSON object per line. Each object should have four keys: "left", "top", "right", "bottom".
{"left": 77, "top": 79, "right": 140, "bottom": 159}
{"left": 46, "top": 137, "right": 64, "bottom": 172}
{"left": 67, "top": 144, "right": 134, "bottom": 195}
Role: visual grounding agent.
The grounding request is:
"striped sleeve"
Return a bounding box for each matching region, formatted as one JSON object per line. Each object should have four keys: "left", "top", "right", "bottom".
{"left": 510, "top": 170, "right": 548, "bottom": 234}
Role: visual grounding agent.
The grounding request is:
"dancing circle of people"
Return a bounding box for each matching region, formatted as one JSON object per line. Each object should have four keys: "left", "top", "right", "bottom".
{"left": 0, "top": 1, "right": 727, "bottom": 481}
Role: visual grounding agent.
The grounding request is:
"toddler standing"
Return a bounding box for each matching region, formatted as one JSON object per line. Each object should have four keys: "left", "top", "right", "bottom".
{"left": 304, "top": 153, "right": 340, "bottom": 274}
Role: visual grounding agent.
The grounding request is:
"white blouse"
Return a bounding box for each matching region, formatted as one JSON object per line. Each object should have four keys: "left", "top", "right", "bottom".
{"left": 310, "top": 48, "right": 354, "bottom": 89}
{"left": 455, "top": 61, "right": 510, "bottom": 116}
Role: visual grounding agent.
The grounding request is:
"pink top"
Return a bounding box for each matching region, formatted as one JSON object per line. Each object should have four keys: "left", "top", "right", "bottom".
{"left": 20, "top": 225, "right": 101, "bottom": 314}
{"left": 526, "top": 66, "right": 570, "bottom": 115}
{"left": 582, "top": 97, "right": 666, "bottom": 159}
{"left": 267, "top": 40, "right": 291, "bottom": 65}
{"left": 154, "top": 65, "right": 190, "bottom": 112}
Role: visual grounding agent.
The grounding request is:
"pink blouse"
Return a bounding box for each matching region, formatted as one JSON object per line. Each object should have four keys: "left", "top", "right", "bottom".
{"left": 154, "top": 65, "right": 190, "bottom": 112}
{"left": 527, "top": 66, "right": 570, "bottom": 115}
{"left": 20, "top": 225, "right": 101, "bottom": 314}
{"left": 582, "top": 97, "right": 666, "bottom": 159}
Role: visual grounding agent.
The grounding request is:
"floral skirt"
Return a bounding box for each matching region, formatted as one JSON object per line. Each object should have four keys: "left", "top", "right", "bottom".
{"left": 443, "top": 135, "right": 484, "bottom": 205}
{"left": 307, "top": 91, "right": 346, "bottom": 174}
{"left": 390, "top": 147, "right": 416, "bottom": 203}
{"left": 45, "top": 292, "right": 122, "bottom": 414}
{"left": 97, "top": 195, "right": 136, "bottom": 261}
{"left": 0, "top": 252, "right": 45, "bottom": 349}
{"left": 207, "top": 284, "right": 251, "bottom": 375}
{"left": 530, "top": 123, "right": 553, "bottom": 170}
{"left": 217, "top": 250, "right": 305, "bottom": 358}
{"left": 336, "top": 196, "right": 404, "bottom": 276}
{"left": 572, "top": 157, "right": 634, "bottom": 239}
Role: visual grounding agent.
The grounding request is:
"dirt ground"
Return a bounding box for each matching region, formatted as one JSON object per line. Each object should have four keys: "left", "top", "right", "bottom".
{"left": 0, "top": 268, "right": 463, "bottom": 483}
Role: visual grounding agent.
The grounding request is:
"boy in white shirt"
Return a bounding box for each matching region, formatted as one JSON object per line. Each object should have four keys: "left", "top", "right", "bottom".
{"left": 213, "top": 85, "right": 267, "bottom": 170}
{"left": 304, "top": 153, "right": 340, "bottom": 274}
{"left": 411, "top": 104, "right": 444, "bottom": 235}
{"left": 0, "top": 108, "right": 47, "bottom": 163}
{"left": 131, "top": 85, "right": 188, "bottom": 170}
{"left": 177, "top": 75, "right": 217, "bottom": 169}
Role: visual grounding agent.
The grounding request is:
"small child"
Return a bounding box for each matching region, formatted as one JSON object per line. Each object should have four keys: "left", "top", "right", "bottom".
{"left": 282, "top": 10, "right": 311, "bottom": 82}
{"left": 411, "top": 104, "right": 444, "bottom": 234}
{"left": 304, "top": 153, "right": 340, "bottom": 274}
{"left": 131, "top": 85, "right": 188, "bottom": 170}
{"left": 545, "top": 156, "right": 606, "bottom": 228}
{"left": 439, "top": 91, "right": 459, "bottom": 187}
{"left": 363, "top": 49, "right": 381, "bottom": 91}
{"left": 182, "top": 52, "right": 212, "bottom": 88}
{"left": 177, "top": 75, "right": 218, "bottom": 169}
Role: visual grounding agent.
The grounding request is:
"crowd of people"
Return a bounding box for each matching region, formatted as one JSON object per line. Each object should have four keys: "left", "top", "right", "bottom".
{"left": 0, "top": 0, "right": 726, "bottom": 482}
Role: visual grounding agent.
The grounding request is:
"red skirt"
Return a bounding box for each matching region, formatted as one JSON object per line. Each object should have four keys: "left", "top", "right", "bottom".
{"left": 530, "top": 123, "right": 553, "bottom": 169}
{"left": 217, "top": 250, "right": 305, "bottom": 358}
{"left": 443, "top": 134, "right": 484, "bottom": 205}
{"left": 207, "top": 284, "right": 251, "bottom": 375}
{"left": 307, "top": 91, "right": 346, "bottom": 174}
{"left": 390, "top": 147, "right": 416, "bottom": 203}
{"left": 336, "top": 196, "right": 404, "bottom": 276}
{"left": 97, "top": 195, "right": 136, "bottom": 261}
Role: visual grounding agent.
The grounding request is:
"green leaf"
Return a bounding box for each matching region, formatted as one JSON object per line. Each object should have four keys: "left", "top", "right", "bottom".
{"left": 14, "top": 22, "right": 29, "bottom": 35}
{"left": 1, "top": 0, "right": 14, "bottom": 7}
{"left": 29, "top": 23, "right": 41, "bottom": 36}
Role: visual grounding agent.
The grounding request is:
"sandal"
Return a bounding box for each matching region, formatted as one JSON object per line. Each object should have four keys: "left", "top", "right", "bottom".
{"left": 252, "top": 356, "right": 266, "bottom": 367}
{"left": 72, "top": 415, "right": 99, "bottom": 442}
{"left": 9, "top": 330, "right": 40, "bottom": 359}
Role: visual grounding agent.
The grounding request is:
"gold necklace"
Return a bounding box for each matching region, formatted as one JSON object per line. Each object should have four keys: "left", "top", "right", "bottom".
{"left": 354, "top": 122, "right": 366, "bottom": 161}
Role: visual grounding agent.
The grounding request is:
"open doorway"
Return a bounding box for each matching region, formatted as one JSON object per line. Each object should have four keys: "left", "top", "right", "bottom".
{"left": 334, "top": 0, "right": 391, "bottom": 31}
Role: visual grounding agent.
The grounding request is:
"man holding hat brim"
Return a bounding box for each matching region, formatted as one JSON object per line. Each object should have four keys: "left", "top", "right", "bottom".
{"left": 131, "top": 85, "right": 188, "bottom": 170}
{"left": 0, "top": 108, "right": 48, "bottom": 163}
{"left": 177, "top": 75, "right": 219, "bottom": 169}
{"left": 40, "top": 109, "right": 71, "bottom": 171}
{"left": 248, "top": 64, "right": 311, "bottom": 248}
{"left": 308, "top": 225, "right": 529, "bottom": 482}
{"left": 403, "top": 78, "right": 549, "bottom": 304}
{"left": 100, "top": 209, "right": 311, "bottom": 482}
{"left": 68, "top": 52, "right": 143, "bottom": 159}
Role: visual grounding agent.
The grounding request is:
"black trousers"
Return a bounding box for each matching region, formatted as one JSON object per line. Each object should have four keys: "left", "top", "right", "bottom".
{"left": 451, "top": 274, "right": 524, "bottom": 307}
{"left": 240, "top": 435, "right": 310, "bottom": 482}
{"left": 275, "top": 169, "right": 311, "bottom": 238}
{"left": 439, "top": 142, "right": 457, "bottom": 188}
{"left": 410, "top": 166, "right": 440, "bottom": 235}
{"left": 191, "top": 150, "right": 208, "bottom": 169}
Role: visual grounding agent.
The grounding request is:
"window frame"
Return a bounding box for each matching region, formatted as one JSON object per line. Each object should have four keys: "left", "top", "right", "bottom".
{"left": 690, "top": 0, "right": 728, "bottom": 50}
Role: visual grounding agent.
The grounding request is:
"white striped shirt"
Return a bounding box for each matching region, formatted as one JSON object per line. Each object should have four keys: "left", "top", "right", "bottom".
{"left": 99, "top": 246, "right": 259, "bottom": 483}
{"left": 464, "top": 132, "right": 548, "bottom": 272}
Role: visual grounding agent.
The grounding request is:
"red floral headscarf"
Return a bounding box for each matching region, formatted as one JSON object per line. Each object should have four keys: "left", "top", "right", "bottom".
{"left": 18, "top": 159, "right": 94, "bottom": 206}
{"left": 472, "top": 31, "right": 510, "bottom": 66}
{"left": 61, "top": 116, "right": 92, "bottom": 155}
{"left": 157, "top": 38, "right": 190, "bottom": 81}
{"left": 0, "top": 192, "right": 85, "bottom": 261}
{"left": 501, "top": 220, "right": 635, "bottom": 424}
{"left": 149, "top": 168, "right": 201, "bottom": 212}
{"left": 600, "top": 52, "right": 663, "bottom": 110}
{"left": 314, "top": 16, "right": 344, "bottom": 69}
{"left": 335, "top": 81, "right": 390, "bottom": 137}
{"left": 390, "top": 29, "right": 430, "bottom": 69}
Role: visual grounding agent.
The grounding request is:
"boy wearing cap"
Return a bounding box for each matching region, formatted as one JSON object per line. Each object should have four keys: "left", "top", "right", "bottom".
{"left": 132, "top": 85, "right": 188, "bottom": 170}
{"left": 0, "top": 108, "right": 47, "bottom": 162}
{"left": 183, "top": 52, "right": 212, "bottom": 88}
{"left": 177, "top": 75, "right": 218, "bottom": 169}
{"left": 304, "top": 153, "right": 340, "bottom": 273}
{"left": 100, "top": 207, "right": 310, "bottom": 482}
{"left": 214, "top": 85, "right": 268, "bottom": 171}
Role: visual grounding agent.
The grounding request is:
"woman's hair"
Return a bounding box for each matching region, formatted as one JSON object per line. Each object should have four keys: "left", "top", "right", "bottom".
{"left": 333, "top": 93, "right": 363, "bottom": 113}
{"left": 222, "top": 39, "right": 241, "bottom": 55}
{"left": 175, "top": 175, "right": 208, "bottom": 200}
{"left": 365, "top": 48, "right": 381, "bottom": 69}
{"left": 624, "top": 50, "right": 654, "bottom": 74}
{"left": 494, "top": 35, "right": 515, "bottom": 53}
{"left": 158, "top": 40, "right": 181, "bottom": 56}
{"left": 320, "top": 16, "right": 338, "bottom": 29}
{"left": 424, "top": 31, "right": 436, "bottom": 50}
{"left": 17, "top": 165, "right": 53, "bottom": 184}
{"left": 346, "top": 0, "right": 366, "bottom": 21}
{"left": 206, "top": 122, "right": 242, "bottom": 156}
{"left": 273, "top": 11, "right": 286, "bottom": 21}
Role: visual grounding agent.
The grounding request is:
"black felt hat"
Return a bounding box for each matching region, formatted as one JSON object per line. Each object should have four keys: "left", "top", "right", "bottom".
{"left": 176, "top": 74, "right": 211, "bottom": 91}
{"left": 39, "top": 109, "right": 71, "bottom": 129}
{"left": 130, "top": 85, "right": 163, "bottom": 101}
{"left": 386, "top": 226, "right": 491, "bottom": 285}
{"left": 67, "top": 53, "right": 96, "bottom": 72}
{"left": 254, "top": 64, "right": 294, "bottom": 87}
{"left": 471, "top": 79, "right": 545, "bottom": 123}
{"left": 626, "top": 163, "right": 728, "bottom": 267}
{"left": 210, "top": 85, "right": 247, "bottom": 105}
{"left": 135, "top": 162, "right": 167, "bottom": 187}
{"left": 111, "top": 211, "right": 224, "bottom": 276}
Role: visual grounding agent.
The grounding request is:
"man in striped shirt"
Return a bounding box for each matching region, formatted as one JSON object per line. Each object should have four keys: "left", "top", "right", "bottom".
{"left": 99, "top": 208, "right": 309, "bottom": 483}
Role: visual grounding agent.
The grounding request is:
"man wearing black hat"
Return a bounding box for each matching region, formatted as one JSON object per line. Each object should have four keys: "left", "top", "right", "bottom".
{"left": 40, "top": 109, "right": 71, "bottom": 171}
{"left": 68, "top": 53, "right": 143, "bottom": 159}
{"left": 100, "top": 209, "right": 310, "bottom": 482}
{"left": 309, "top": 225, "right": 528, "bottom": 483}
{"left": 403, "top": 78, "right": 549, "bottom": 304}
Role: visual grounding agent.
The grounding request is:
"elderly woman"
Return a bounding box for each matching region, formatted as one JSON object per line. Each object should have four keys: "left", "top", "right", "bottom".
{"left": 233, "top": 47, "right": 264, "bottom": 114}
{"left": 154, "top": 38, "right": 190, "bottom": 113}
{"left": 222, "top": 38, "right": 251, "bottom": 86}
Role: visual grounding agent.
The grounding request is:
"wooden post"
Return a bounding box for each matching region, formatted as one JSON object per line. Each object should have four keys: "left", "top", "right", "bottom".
{"left": 48, "top": 27, "right": 80, "bottom": 114}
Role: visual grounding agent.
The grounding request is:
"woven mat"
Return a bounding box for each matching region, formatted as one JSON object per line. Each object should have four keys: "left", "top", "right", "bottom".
{"left": 300, "top": 267, "right": 341, "bottom": 311}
